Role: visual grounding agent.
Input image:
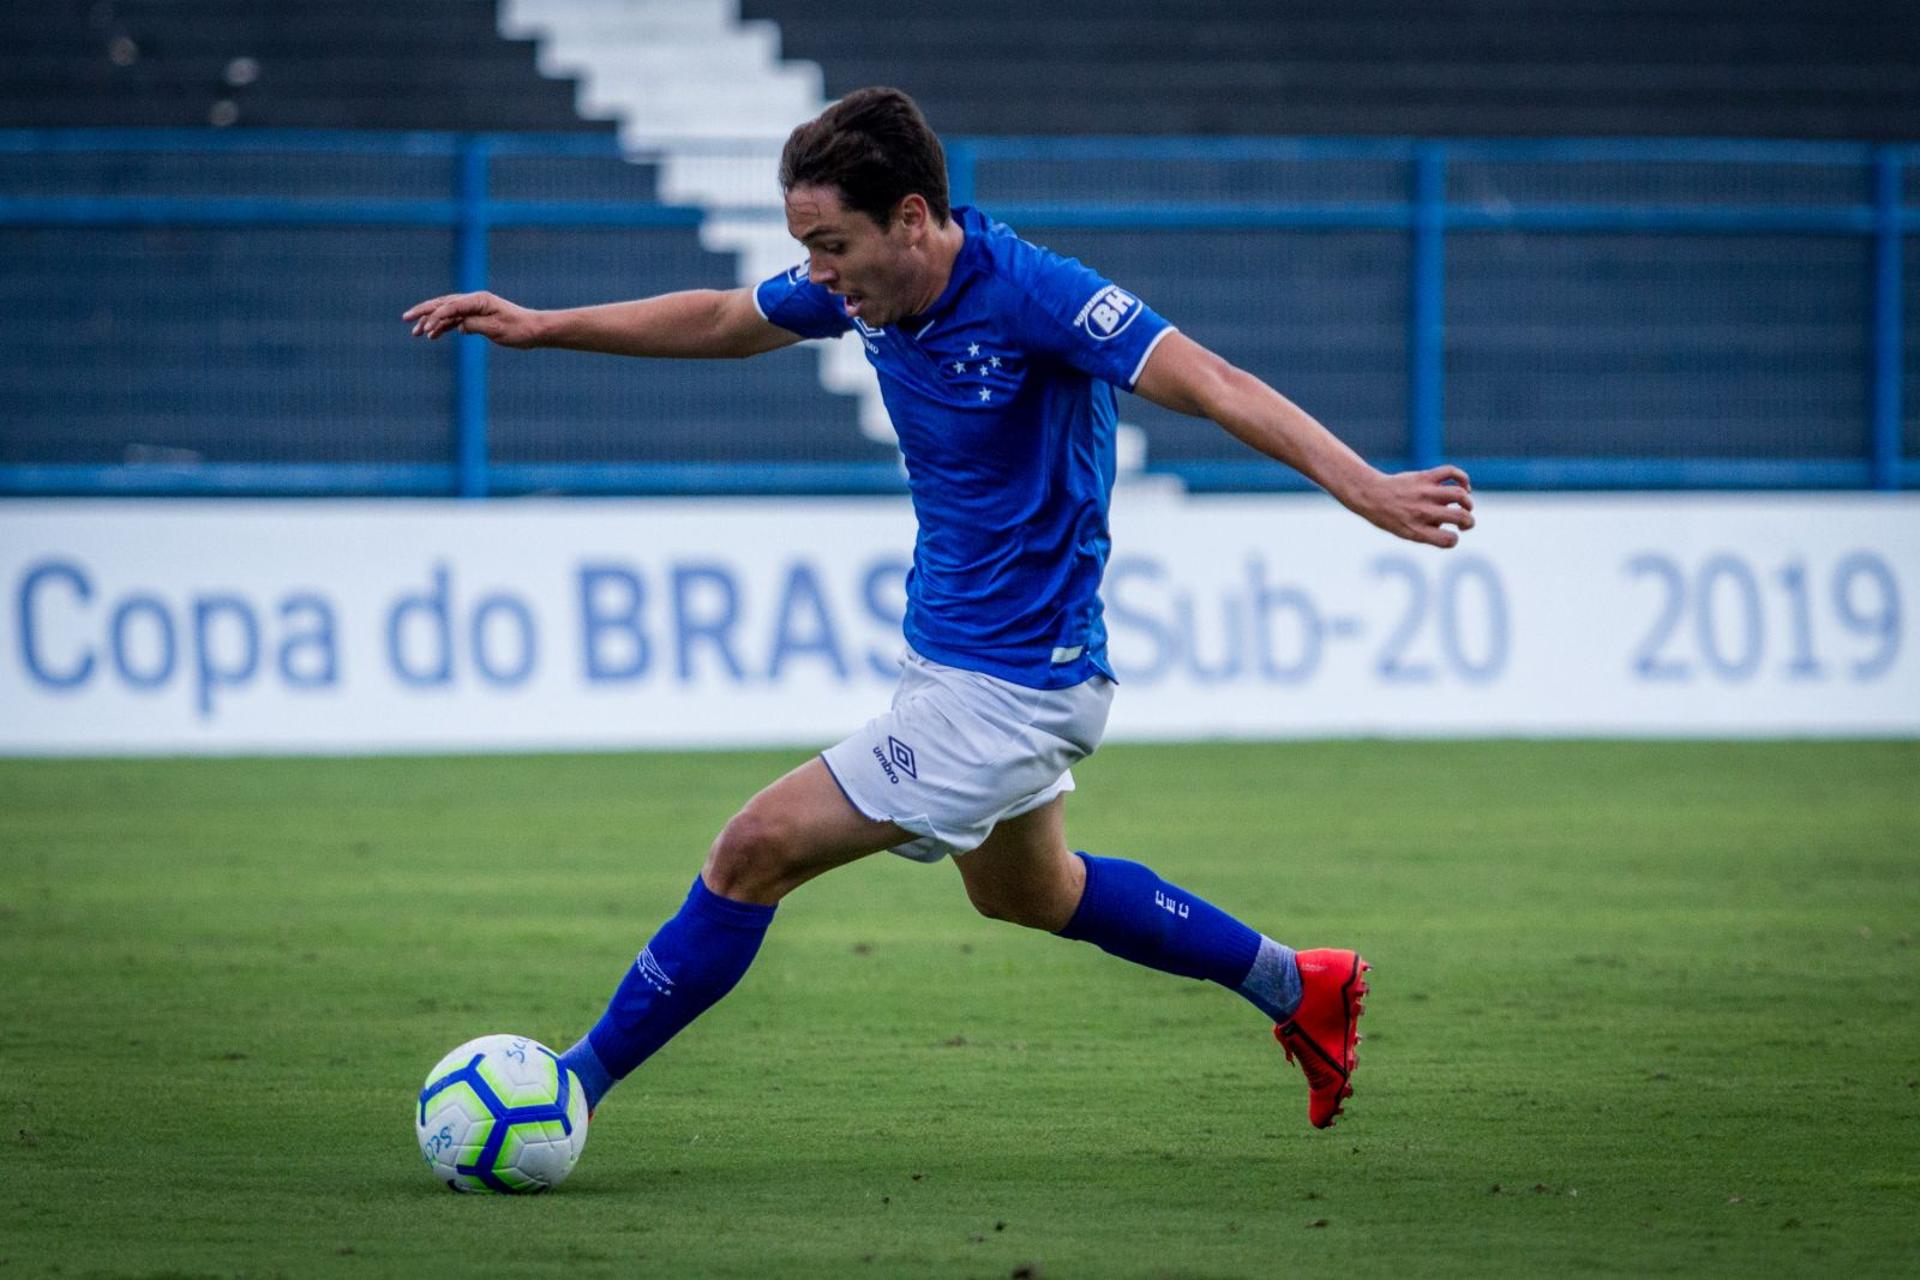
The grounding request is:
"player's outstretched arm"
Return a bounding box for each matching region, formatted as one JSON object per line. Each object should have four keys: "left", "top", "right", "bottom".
{"left": 1134, "top": 332, "right": 1474, "bottom": 548}
{"left": 401, "top": 287, "right": 801, "bottom": 359}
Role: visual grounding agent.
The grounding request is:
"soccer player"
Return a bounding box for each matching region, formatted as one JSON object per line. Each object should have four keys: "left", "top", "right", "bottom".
{"left": 403, "top": 88, "right": 1473, "bottom": 1130}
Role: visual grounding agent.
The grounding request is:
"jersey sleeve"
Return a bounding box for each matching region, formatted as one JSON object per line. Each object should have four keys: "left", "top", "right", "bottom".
{"left": 753, "top": 261, "right": 853, "bottom": 341}
{"left": 1007, "top": 249, "right": 1175, "bottom": 390}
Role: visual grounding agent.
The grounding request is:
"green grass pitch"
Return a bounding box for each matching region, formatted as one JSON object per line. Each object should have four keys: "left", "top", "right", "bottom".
{"left": 2, "top": 741, "right": 1916, "bottom": 1278}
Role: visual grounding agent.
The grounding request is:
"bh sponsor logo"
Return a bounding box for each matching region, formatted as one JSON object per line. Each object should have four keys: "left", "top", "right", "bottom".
{"left": 1075, "top": 285, "right": 1142, "bottom": 341}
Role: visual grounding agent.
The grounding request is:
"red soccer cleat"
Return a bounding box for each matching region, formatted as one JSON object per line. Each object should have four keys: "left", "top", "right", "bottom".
{"left": 1273, "top": 948, "right": 1370, "bottom": 1129}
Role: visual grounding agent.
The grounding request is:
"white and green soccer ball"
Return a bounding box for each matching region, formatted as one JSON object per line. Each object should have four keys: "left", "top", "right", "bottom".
{"left": 415, "top": 1034, "right": 589, "bottom": 1193}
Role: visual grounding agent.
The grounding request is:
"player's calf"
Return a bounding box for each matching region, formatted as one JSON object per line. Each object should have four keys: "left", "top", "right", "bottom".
{"left": 1050, "top": 853, "right": 1304, "bottom": 1019}
{"left": 559, "top": 876, "right": 777, "bottom": 1112}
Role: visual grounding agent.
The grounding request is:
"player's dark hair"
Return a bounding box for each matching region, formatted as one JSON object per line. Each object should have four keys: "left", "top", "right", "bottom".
{"left": 779, "top": 87, "right": 951, "bottom": 229}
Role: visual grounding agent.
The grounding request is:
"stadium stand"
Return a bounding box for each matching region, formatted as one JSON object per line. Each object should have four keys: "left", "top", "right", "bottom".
{"left": 503, "top": 0, "right": 819, "bottom": 141}
{"left": 744, "top": 0, "right": 1920, "bottom": 140}
{"left": 1, "top": 1, "right": 1912, "bottom": 488}
{"left": 0, "top": 0, "right": 881, "bottom": 477}
{"left": 729, "top": 0, "right": 1916, "bottom": 471}
{"left": 0, "top": 0, "right": 601, "bottom": 130}
{"left": 968, "top": 155, "right": 1883, "bottom": 470}
{"left": 496, "top": 0, "right": 895, "bottom": 445}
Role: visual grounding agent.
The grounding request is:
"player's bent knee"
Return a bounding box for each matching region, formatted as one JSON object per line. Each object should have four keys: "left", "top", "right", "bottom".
{"left": 964, "top": 884, "right": 1011, "bottom": 922}
{"left": 963, "top": 882, "right": 1065, "bottom": 932}
{"left": 702, "top": 807, "right": 801, "bottom": 901}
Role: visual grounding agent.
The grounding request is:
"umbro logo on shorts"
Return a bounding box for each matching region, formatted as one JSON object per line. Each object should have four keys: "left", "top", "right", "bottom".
{"left": 873, "top": 735, "right": 918, "bottom": 783}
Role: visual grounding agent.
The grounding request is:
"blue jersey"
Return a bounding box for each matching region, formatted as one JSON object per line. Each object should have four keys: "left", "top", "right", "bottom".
{"left": 754, "top": 205, "right": 1175, "bottom": 690}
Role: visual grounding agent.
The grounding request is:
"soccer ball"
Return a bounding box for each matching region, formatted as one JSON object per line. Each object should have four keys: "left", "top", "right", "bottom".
{"left": 415, "top": 1034, "right": 589, "bottom": 1193}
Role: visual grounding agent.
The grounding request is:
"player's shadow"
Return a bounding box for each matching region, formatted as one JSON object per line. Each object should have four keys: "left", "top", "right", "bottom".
{"left": 376, "top": 1168, "right": 657, "bottom": 1199}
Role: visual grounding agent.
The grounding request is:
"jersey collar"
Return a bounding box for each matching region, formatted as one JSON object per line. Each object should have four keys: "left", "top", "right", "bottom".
{"left": 897, "top": 205, "right": 985, "bottom": 334}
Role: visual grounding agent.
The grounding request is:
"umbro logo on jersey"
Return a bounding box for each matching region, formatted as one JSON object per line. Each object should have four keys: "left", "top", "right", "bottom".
{"left": 852, "top": 317, "right": 886, "bottom": 339}
{"left": 1075, "top": 285, "right": 1143, "bottom": 341}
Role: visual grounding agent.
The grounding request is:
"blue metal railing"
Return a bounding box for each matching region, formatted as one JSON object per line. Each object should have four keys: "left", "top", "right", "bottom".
{"left": 453, "top": 137, "right": 490, "bottom": 500}
{"left": 1409, "top": 142, "right": 1447, "bottom": 474}
{"left": 1, "top": 129, "right": 1915, "bottom": 497}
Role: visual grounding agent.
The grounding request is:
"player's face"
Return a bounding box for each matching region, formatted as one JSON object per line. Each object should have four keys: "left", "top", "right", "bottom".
{"left": 784, "top": 184, "right": 925, "bottom": 327}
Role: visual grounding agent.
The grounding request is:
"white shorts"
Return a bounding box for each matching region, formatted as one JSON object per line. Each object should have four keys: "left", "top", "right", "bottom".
{"left": 821, "top": 648, "right": 1115, "bottom": 863}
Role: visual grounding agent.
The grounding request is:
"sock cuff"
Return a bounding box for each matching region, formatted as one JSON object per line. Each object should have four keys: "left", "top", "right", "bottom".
{"left": 686, "top": 876, "right": 778, "bottom": 931}
{"left": 1056, "top": 850, "right": 1104, "bottom": 940}
{"left": 566, "top": 1036, "right": 616, "bottom": 1106}
{"left": 1237, "top": 936, "right": 1303, "bottom": 1023}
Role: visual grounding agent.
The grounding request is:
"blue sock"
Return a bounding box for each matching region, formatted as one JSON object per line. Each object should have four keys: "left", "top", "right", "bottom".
{"left": 1056, "top": 853, "right": 1302, "bottom": 1023}
{"left": 560, "top": 877, "right": 775, "bottom": 1110}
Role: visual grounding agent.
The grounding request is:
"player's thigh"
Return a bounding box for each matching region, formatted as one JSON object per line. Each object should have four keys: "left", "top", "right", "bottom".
{"left": 704, "top": 756, "right": 911, "bottom": 901}
{"left": 951, "top": 796, "right": 1083, "bottom": 930}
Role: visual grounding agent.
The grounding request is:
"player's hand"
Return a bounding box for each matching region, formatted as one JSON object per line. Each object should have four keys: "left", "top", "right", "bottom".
{"left": 402, "top": 291, "right": 545, "bottom": 348}
{"left": 1352, "top": 465, "right": 1475, "bottom": 548}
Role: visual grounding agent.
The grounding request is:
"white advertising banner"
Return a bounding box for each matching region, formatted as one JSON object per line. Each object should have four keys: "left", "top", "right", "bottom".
{"left": 1, "top": 492, "right": 1915, "bottom": 754}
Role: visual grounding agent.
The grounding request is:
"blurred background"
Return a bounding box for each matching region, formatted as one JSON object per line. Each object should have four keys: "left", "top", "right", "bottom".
{"left": 2, "top": 0, "right": 1916, "bottom": 756}
{"left": 2, "top": 0, "right": 1915, "bottom": 499}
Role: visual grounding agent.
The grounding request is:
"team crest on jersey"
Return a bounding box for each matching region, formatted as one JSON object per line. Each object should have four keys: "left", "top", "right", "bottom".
{"left": 1075, "top": 284, "right": 1143, "bottom": 342}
